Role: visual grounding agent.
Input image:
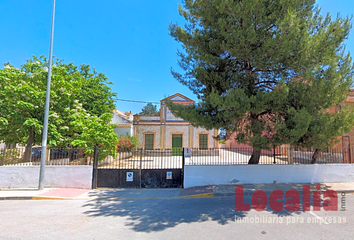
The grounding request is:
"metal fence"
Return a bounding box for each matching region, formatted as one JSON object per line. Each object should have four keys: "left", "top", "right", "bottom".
{"left": 96, "top": 147, "right": 353, "bottom": 169}
{"left": 0, "top": 146, "right": 93, "bottom": 166}
{"left": 185, "top": 147, "right": 279, "bottom": 165}
{"left": 97, "top": 148, "right": 184, "bottom": 169}
{"left": 185, "top": 147, "right": 352, "bottom": 165}
{"left": 1, "top": 146, "right": 352, "bottom": 167}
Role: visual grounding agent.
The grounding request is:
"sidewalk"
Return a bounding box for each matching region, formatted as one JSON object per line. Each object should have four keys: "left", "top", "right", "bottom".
{"left": 0, "top": 182, "right": 353, "bottom": 200}
{"left": 0, "top": 187, "right": 212, "bottom": 200}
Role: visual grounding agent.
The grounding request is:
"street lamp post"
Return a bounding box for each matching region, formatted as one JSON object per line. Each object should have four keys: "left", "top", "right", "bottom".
{"left": 38, "top": 0, "right": 56, "bottom": 190}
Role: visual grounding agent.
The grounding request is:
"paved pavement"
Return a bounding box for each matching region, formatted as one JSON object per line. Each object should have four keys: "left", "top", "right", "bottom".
{"left": 1, "top": 193, "right": 353, "bottom": 239}
{"left": 0, "top": 182, "right": 353, "bottom": 200}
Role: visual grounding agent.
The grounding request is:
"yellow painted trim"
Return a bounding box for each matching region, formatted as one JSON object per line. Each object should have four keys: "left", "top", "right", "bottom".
{"left": 115, "top": 124, "right": 132, "bottom": 128}
{"left": 214, "top": 129, "right": 219, "bottom": 148}
{"left": 192, "top": 127, "right": 194, "bottom": 148}
{"left": 163, "top": 126, "right": 166, "bottom": 149}
{"left": 182, "top": 193, "right": 214, "bottom": 198}
{"left": 160, "top": 125, "right": 162, "bottom": 149}
{"left": 134, "top": 125, "right": 137, "bottom": 136}
{"left": 160, "top": 93, "right": 195, "bottom": 103}
{"left": 188, "top": 125, "right": 192, "bottom": 148}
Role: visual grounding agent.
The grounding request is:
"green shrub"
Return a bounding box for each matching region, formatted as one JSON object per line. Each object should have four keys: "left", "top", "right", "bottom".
{"left": 219, "top": 139, "right": 226, "bottom": 144}
{"left": 117, "top": 134, "right": 138, "bottom": 152}
{"left": 0, "top": 148, "right": 22, "bottom": 165}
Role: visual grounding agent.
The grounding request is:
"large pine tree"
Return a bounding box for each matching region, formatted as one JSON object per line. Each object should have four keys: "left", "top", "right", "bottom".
{"left": 167, "top": 0, "right": 354, "bottom": 164}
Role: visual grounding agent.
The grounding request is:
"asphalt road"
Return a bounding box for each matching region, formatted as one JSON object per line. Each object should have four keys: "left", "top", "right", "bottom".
{"left": 0, "top": 194, "right": 353, "bottom": 240}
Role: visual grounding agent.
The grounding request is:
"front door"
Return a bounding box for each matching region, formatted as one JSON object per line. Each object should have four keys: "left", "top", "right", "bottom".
{"left": 172, "top": 134, "right": 182, "bottom": 156}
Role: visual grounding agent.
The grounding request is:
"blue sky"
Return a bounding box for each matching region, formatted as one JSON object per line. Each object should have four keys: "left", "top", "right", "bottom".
{"left": 0, "top": 0, "right": 353, "bottom": 115}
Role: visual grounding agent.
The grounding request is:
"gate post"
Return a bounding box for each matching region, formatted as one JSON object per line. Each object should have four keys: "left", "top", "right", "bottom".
{"left": 92, "top": 147, "right": 99, "bottom": 189}
{"left": 1, "top": 144, "right": 6, "bottom": 166}
{"left": 348, "top": 147, "right": 352, "bottom": 164}
{"left": 288, "top": 145, "right": 294, "bottom": 164}
{"left": 182, "top": 147, "right": 185, "bottom": 188}
{"left": 139, "top": 148, "right": 143, "bottom": 188}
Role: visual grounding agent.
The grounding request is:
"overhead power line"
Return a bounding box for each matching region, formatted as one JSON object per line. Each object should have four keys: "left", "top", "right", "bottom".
{"left": 113, "top": 98, "right": 160, "bottom": 104}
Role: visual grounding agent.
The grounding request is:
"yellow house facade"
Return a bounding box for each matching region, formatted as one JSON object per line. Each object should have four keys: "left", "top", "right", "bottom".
{"left": 133, "top": 93, "right": 219, "bottom": 150}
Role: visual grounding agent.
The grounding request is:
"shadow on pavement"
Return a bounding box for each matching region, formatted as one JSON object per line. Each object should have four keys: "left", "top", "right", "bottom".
{"left": 82, "top": 190, "right": 245, "bottom": 232}
{"left": 82, "top": 183, "right": 341, "bottom": 232}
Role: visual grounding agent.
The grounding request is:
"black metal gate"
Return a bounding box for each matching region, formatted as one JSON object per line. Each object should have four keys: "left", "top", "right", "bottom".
{"left": 92, "top": 148, "right": 184, "bottom": 188}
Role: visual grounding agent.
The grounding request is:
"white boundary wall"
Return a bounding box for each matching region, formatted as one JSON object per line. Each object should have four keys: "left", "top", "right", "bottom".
{"left": 184, "top": 164, "right": 354, "bottom": 188}
{"left": 0, "top": 166, "right": 92, "bottom": 189}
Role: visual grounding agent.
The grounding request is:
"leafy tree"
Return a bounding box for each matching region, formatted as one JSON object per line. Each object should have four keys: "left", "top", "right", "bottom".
{"left": 77, "top": 64, "right": 117, "bottom": 117}
{"left": 167, "top": 0, "right": 354, "bottom": 164}
{"left": 295, "top": 102, "right": 354, "bottom": 163}
{"left": 139, "top": 103, "right": 158, "bottom": 115}
{"left": 68, "top": 101, "right": 118, "bottom": 161}
{"left": 0, "top": 56, "right": 118, "bottom": 161}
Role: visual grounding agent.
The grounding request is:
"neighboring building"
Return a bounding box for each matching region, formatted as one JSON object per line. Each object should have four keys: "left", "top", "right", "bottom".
{"left": 111, "top": 110, "right": 134, "bottom": 137}
{"left": 133, "top": 93, "right": 219, "bottom": 150}
{"left": 225, "top": 89, "right": 354, "bottom": 159}
{"left": 328, "top": 90, "right": 354, "bottom": 161}
{"left": 225, "top": 134, "right": 279, "bottom": 155}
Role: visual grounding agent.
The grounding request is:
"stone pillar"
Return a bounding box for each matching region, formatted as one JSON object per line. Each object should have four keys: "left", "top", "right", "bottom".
{"left": 161, "top": 125, "right": 166, "bottom": 149}
{"left": 288, "top": 145, "right": 294, "bottom": 164}
{"left": 189, "top": 125, "right": 194, "bottom": 148}
{"left": 46, "top": 147, "right": 50, "bottom": 162}
{"left": 214, "top": 129, "right": 218, "bottom": 148}
{"left": 188, "top": 125, "right": 192, "bottom": 148}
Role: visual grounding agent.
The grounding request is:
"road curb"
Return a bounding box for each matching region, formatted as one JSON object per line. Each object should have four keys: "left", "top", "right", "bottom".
{"left": 32, "top": 196, "right": 94, "bottom": 200}
{"left": 2, "top": 189, "right": 352, "bottom": 200}
{"left": 31, "top": 192, "right": 214, "bottom": 200}
{"left": 0, "top": 192, "right": 214, "bottom": 201}
{"left": 180, "top": 192, "right": 214, "bottom": 198}
{"left": 0, "top": 196, "right": 34, "bottom": 200}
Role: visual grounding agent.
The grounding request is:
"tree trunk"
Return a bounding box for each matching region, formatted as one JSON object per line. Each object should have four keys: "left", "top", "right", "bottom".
{"left": 311, "top": 149, "right": 322, "bottom": 164}
{"left": 69, "top": 148, "right": 73, "bottom": 161}
{"left": 248, "top": 149, "right": 261, "bottom": 164}
{"left": 23, "top": 130, "right": 35, "bottom": 162}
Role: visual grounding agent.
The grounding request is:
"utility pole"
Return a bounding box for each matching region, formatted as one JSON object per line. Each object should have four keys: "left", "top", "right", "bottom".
{"left": 39, "top": 0, "right": 56, "bottom": 190}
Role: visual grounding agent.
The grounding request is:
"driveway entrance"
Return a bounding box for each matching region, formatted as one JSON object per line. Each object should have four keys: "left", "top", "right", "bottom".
{"left": 94, "top": 148, "right": 184, "bottom": 188}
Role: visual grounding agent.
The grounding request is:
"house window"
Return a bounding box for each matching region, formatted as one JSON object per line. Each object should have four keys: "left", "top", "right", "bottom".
{"left": 199, "top": 134, "right": 208, "bottom": 149}
{"left": 145, "top": 134, "right": 154, "bottom": 150}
